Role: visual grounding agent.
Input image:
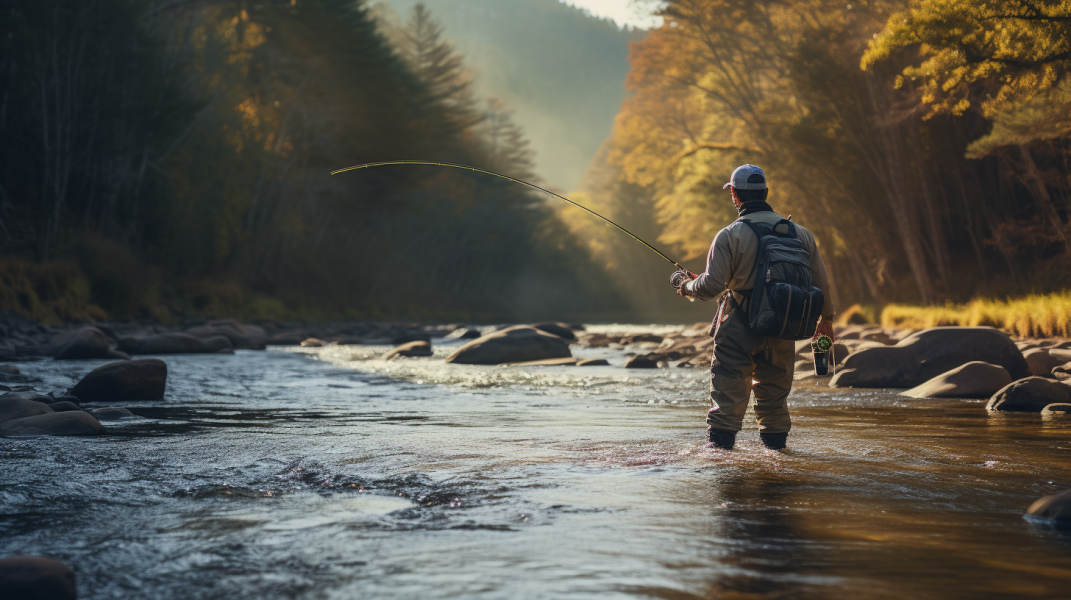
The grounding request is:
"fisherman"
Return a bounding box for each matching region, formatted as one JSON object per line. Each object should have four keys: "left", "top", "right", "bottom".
{"left": 673, "top": 165, "right": 834, "bottom": 450}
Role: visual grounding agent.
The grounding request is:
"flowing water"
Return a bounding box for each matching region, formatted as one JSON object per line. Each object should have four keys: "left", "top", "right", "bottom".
{"left": 2, "top": 328, "right": 1070, "bottom": 599}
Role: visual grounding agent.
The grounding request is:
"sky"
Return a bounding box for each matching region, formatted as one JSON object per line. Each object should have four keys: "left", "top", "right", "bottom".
{"left": 561, "top": 0, "right": 663, "bottom": 29}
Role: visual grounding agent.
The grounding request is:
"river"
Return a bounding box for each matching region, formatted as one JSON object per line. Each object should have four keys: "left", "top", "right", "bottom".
{"left": 2, "top": 328, "right": 1070, "bottom": 599}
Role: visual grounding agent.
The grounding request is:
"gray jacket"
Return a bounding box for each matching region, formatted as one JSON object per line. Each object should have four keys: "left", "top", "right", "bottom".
{"left": 683, "top": 210, "right": 835, "bottom": 318}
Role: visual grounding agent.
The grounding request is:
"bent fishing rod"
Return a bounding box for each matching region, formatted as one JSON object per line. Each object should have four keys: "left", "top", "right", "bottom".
{"left": 330, "top": 160, "right": 692, "bottom": 274}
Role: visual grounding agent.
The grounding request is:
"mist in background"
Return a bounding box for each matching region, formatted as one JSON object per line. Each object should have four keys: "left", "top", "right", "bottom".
{"left": 373, "top": 0, "right": 645, "bottom": 191}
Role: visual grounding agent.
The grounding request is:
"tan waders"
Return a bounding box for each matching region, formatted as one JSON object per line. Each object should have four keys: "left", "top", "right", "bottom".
{"left": 707, "top": 299, "right": 795, "bottom": 435}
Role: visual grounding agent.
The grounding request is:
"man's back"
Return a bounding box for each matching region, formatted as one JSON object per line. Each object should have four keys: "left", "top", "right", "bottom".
{"left": 688, "top": 209, "right": 834, "bottom": 319}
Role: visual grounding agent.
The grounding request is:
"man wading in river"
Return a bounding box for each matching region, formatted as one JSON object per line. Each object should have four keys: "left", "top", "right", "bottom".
{"left": 672, "top": 165, "right": 834, "bottom": 450}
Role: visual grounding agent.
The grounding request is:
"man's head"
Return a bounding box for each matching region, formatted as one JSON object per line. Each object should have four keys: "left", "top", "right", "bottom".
{"left": 723, "top": 164, "right": 768, "bottom": 205}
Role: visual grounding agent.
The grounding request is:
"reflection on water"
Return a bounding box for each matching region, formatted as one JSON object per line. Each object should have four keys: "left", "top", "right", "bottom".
{"left": 1, "top": 340, "right": 1070, "bottom": 599}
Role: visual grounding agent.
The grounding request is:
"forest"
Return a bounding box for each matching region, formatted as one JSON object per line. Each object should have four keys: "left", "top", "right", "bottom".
{"left": 0, "top": 0, "right": 616, "bottom": 323}
{"left": 576, "top": 0, "right": 1071, "bottom": 318}
{"left": 3, "top": 0, "right": 1071, "bottom": 324}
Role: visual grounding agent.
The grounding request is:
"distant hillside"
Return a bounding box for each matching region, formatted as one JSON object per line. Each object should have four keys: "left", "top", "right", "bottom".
{"left": 374, "top": 0, "right": 645, "bottom": 190}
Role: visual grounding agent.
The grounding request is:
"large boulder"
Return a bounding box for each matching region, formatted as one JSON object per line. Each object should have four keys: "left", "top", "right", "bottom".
{"left": 1026, "top": 489, "right": 1071, "bottom": 524}
{"left": 530, "top": 322, "right": 577, "bottom": 341}
{"left": 0, "top": 411, "right": 104, "bottom": 436}
{"left": 0, "top": 556, "right": 77, "bottom": 600}
{"left": 445, "top": 326, "right": 571, "bottom": 365}
{"left": 986, "top": 377, "right": 1071, "bottom": 412}
{"left": 901, "top": 362, "right": 1012, "bottom": 399}
{"left": 1023, "top": 348, "right": 1070, "bottom": 378}
{"left": 830, "top": 327, "right": 1028, "bottom": 389}
{"left": 118, "top": 332, "right": 229, "bottom": 354}
{"left": 624, "top": 354, "right": 659, "bottom": 368}
{"left": 53, "top": 326, "right": 128, "bottom": 360}
{"left": 0, "top": 395, "right": 54, "bottom": 424}
{"left": 69, "top": 359, "right": 167, "bottom": 403}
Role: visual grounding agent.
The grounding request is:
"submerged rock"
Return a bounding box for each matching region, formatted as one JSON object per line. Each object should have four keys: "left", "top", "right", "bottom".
{"left": 507, "top": 357, "right": 578, "bottom": 366}
{"left": 87, "top": 406, "right": 136, "bottom": 421}
{"left": 119, "top": 332, "right": 229, "bottom": 354}
{"left": 53, "top": 326, "right": 128, "bottom": 360}
{"left": 1041, "top": 403, "right": 1071, "bottom": 416}
{"left": 445, "top": 326, "right": 571, "bottom": 365}
{"left": 0, "top": 410, "right": 104, "bottom": 437}
{"left": 624, "top": 355, "right": 659, "bottom": 368}
{"left": 382, "top": 340, "right": 433, "bottom": 359}
{"left": 986, "top": 377, "right": 1071, "bottom": 412}
{"left": 69, "top": 358, "right": 167, "bottom": 403}
{"left": 0, "top": 395, "right": 54, "bottom": 424}
{"left": 902, "top": 362, "right": 1012, "bottom": 399}
{"left": 831, "top": 327, "right": 1028, "bottom": 389}
{"left": 577, "top": 358, "right": 610, "bottom": 366}
{"left": 1026, "top": 489, "right": 1071, "bottom": 524}
{"left": 0, "top": 556, "right": 77, "bottom": 600}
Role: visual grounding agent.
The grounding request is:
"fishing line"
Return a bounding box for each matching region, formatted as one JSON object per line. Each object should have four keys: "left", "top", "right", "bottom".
{"left": 330, "top": 160, "right": 688, "bottom": 271}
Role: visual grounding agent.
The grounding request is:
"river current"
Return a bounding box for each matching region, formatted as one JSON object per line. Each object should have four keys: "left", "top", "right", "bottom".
{"left": 2, "top": 327, "right": 1070, "bottom": 599}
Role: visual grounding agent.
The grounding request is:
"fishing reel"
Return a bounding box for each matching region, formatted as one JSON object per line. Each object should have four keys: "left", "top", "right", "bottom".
{"left": 670, "top": 269, "right": 698, "bottom": 302}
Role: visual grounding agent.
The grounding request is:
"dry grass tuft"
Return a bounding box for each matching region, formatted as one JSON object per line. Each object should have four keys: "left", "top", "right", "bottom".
{"left": 881, "top": 291, "right": 1071, "bottom": 337}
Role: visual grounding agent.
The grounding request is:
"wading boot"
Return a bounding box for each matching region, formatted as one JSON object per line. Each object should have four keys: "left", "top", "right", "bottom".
{"left": 708, "top": 428, "right": 736, "bottom": 450}
{"left": 760, "top": 432, "right": 788, "bottom": 450}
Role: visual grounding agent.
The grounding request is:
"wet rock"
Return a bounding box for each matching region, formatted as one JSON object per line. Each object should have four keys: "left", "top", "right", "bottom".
{"left": 51, "top": 395, "right": 80, "bottom": 406}
{"left": 0, "top": 556, "right": 77, "bottom": 600}
{"left": 0, "top": 340, "right": 16, "bottom": 361}
{"left": 1053, "top": 362, "right": 1071, "bottom": 381}
{"left": 185, "top": 321, "right": 267, "bottom": 350}
{"left": 1026, "top": 489, "right": 1071, "bottom": 524}
{"left": 53, "top": 326, "right": 129, "bottom": 360}
{"left": 382, "top": 340, "right": 433, "bottom": 360}
{"left": 445, "top": 326, "right": 571, "bottom": 365}
{"left": 46, "top": 401, "right": 81, "bottom": 412}
{"left": 1041, "top": 403, "right": 1071, "bottom": 416}
{"left": 69, "top": 358, "right": 167, "bottom": 403}
{"left": 831, "top": 327, "right": 1028, "bottom": 389}
{"left": 0, "top": 391, "right": 53, "bottom": 404}
{"left": 0, "top": 395, "right": 54, "bottom": 424}
{"left": 530, "top": 322, "right": 577, "bottom": 341}
{"left": 902, "top": 362, "right": 1013, "bottom": 399}
{"left": 268, "top": 332, "right": 309, "bottom": 346}
{"left": 87, "top": 406, "right": 135, "bottom": 421}
{"left": 624, "top": 355, "right": 659, "bottom": 368}
{"left": 445, "top": 327, "right": 482, "bottom": 340}
{"left": 0, "top": 410, "right": 104, "bottom": 437}
{"left": 392, "top": 332, "right": 431, "bottom": 345}
{"left": 118, "top": 332, "right": 228, "bottom": 354}
{"left": 986, "top": 377, "right": 1071, "bottom": 412}
{"left": 300, "top": 338, "right": 325, "bottom": 348}
{"left": 0, "top": 365, "right": 19, "bottom": 374}
{"left": 507, "top": 357, "right": 578, "bottom": 366}
{"left": 1023, "top": 348, "right": 1069, "bottom": 377}
{"left": 577, "top": 358, "right": 609, "bottom": 366}
{"left": 624, "top": 333, "right": 664, "bottom": 345}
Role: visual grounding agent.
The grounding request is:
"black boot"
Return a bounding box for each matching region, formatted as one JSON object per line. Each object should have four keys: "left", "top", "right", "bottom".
{"left": 708, "top": 428, "right": 736, "bottom": 449}
{"left": 760, "top": 432, "right": 788, "bottom": 450}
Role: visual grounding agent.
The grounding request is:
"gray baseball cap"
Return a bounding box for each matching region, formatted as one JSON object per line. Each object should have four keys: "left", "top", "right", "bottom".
{"left": 722, "top": 164, "right": 767, "bottom": 190}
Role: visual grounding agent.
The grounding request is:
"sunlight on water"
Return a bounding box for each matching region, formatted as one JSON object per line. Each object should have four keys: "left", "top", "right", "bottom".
{"left": 2, "top": 340, "right": 1070, "bottom": 599}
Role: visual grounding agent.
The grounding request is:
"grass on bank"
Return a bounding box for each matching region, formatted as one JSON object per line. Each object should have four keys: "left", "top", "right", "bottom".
{"left": 881, "top": 291, "right": 1071, "bottom": 338}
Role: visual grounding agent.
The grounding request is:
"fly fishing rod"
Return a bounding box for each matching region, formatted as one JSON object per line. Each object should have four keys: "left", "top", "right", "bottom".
{"left": 330, "top": 160, "right": 692, "bottom": 274}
